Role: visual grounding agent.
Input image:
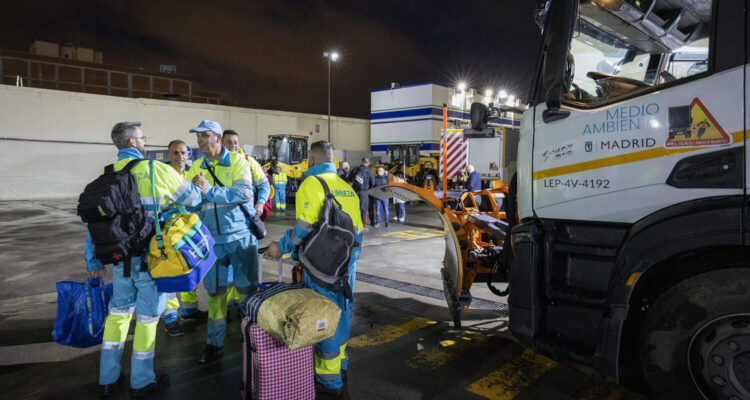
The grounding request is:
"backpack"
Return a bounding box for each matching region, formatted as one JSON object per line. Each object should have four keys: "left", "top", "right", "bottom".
{"left": 77, "top": 159, "right": 153, "bottom": 275}
{"left": 298, "top": 176, "right": 359, "bottom": 303}
{"left": 350, "top": 166, "right": 369, "bottom": 192}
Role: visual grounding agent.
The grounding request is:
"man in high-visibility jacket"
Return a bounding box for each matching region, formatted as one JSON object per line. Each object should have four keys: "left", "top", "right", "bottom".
{"left": 267, "top": 141, "right": 363, "bottom": 398}
{"left": 272, "top": 166, "right": 288, "bottom": 212}
{"left": 86, "top": 122, "right": 201, "bottom": 398}
{"left": 222, "top": 129, "right": 271, "bottom": 316}
{"left": 157, "top": 139, "right": 194, "bottom": 337}
{"left": 186, "top": 120, "right": 270, "bottom": 363}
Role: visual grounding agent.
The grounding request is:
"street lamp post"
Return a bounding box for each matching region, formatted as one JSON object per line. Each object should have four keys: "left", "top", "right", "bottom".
{"left": 323, "top": 51, "right": 339, "bottom": 144}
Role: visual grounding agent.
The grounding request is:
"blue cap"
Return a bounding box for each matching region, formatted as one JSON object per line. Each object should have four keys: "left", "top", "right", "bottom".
{"left": 189, "top": 120, "right": 223, "bottom": 135}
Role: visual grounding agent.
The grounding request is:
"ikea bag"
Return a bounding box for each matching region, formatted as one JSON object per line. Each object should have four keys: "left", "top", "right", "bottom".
{"left": 52, "top": 277, "right": 113, "bottom": 348}
{"left": 146, "top": 161, "right": 216, "bottom": 292}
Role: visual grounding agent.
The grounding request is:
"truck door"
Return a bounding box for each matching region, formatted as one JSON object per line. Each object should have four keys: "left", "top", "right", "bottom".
{"left": 531, "top": 0, "right": 745, "bottom": 224}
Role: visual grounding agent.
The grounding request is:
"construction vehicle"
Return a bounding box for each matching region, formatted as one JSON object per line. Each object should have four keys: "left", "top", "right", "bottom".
{"left": 261, "top": 134, "right": 338, "bottom": 196}
{"left": 380, "top": 1, "right": 748, "bottom": 398}
{"left": 373, "top": 144, "right": 440, "bottom": 189}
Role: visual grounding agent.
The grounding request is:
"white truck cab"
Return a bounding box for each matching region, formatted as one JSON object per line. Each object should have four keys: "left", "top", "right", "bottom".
{"left": 505, "top": 1, "right": 748, "bottom": 398}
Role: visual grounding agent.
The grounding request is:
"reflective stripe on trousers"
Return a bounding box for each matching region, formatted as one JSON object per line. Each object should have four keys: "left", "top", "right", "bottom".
{"left": 314, "top": 343, "right": 348, "bottom": 388}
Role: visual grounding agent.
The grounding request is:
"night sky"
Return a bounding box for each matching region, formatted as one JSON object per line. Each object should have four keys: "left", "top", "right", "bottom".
{"left": 1, "top": 0, "right": 540, "bottom": 119}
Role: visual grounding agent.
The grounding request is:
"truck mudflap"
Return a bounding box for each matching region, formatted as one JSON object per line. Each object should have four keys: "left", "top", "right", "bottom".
{"left": 507, "top": 221, "right": 542, "bottom": 348}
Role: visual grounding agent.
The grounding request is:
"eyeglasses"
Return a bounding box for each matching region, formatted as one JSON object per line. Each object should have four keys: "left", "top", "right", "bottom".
{"left": 133, "top": 135, "right": 149, "bottom": 142}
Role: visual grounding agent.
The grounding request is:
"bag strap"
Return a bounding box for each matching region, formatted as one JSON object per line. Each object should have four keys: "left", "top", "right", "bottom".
{"left": 207, "top": 162, "right": 256, "bottom": 227}
{"left": 85, "top": 278, "right": 106, "bottom": 337}
{"left": 149, "top": 161, "right": 167, "bottom": 260}
{"left": 313, "top": 176, "right": 343, "bottom": 209}
{"left": 105, "top": 158, "right": 143, "bottom": 174}
{"left": 205, "top": 164, "right": 225, "bottom": 187}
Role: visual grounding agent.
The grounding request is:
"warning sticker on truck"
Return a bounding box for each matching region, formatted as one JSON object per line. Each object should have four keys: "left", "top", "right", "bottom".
{"left": 666, "top": 98, "right": 730, "bottom": 148}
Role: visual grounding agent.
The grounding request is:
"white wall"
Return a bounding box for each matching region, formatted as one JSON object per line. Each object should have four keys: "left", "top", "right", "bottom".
{"left": 0, "top": 85, "right": 370, "bottom": 200}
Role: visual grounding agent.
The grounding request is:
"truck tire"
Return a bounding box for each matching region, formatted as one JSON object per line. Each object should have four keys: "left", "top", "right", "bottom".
{"left": 638, "top": 268, "right": 750, "bottom": 400}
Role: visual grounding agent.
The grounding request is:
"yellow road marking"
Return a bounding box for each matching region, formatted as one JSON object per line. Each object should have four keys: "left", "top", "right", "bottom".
{"left": 467, "top": 348, "right": 558, "bottom": 400}
{"left": 349, "top": 317, "right": 436, "bottom": 347}
{"left": 575, "top": 382, "right": 645, "bottom": 400}
{"left": 392, "top": 232, "right": 421, "bottom": 237}
{"left": 533, "top": 130, "right": 745, "bottom": 180}
{"left": 408, "top": 332, "right": 487, "bottom": 370}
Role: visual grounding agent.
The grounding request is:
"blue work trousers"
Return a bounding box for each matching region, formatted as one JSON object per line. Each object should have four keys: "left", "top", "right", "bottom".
{"left": 99, "top": 258, "right": 167, "bottom": 389}
{"left": 302, "top": 247, "right": 359, "bottom": 390}
{"left": 273, "top": 183, "right": 287, "bottom": 210}
{"left": 203, "top": 234, "right": 258, "bottom": 346}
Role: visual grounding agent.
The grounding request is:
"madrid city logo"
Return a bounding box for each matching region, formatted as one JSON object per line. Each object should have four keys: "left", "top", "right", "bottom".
{"left": 585, "top": 141, "right": 593, "bottom": 152}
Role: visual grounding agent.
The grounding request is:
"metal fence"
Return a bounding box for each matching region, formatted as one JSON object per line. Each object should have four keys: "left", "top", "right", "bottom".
{"left": 0, "top": 54, "right": 222, "bottom": 105}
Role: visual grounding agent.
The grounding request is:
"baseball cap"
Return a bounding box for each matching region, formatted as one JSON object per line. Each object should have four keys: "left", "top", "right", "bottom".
{"left": 189, "top": 120, "right": 223, "bottom": 135}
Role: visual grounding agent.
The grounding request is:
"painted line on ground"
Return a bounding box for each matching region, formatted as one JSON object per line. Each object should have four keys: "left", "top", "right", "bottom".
{"left": 407, "top": 331, "right": 487, "bottom": 370}
{"left": 466, "top": 348, "right": 558, "bottom": 400}
{"left": 349, "top": 316, "right": 437, "bottom": 347}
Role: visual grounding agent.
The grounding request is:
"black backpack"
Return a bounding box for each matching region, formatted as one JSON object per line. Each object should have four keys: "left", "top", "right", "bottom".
{"left": 350, "top": 166, "right": 369, "bottom": 192}
{"left": 77, "top": 159, "right": 153, "bottom": 274}
{"left": 298, "top": 176, "right": 359, "bottom": 303}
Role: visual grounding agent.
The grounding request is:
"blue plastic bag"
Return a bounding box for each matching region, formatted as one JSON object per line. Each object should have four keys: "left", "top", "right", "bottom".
{"left": 52, "top": 277, "right": 113, "bottom": 348}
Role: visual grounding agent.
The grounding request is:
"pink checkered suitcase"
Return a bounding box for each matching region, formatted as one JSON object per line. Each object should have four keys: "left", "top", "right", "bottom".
{"left": 241, "top": 319, "right": 315, "bottom": 400}
{"left": 241, "top": 253, "right": 314, "bottom": 400}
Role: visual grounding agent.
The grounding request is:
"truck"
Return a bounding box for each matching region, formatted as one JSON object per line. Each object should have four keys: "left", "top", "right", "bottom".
{"left": 492, "top": 1, "right": 747, "bottom": 399}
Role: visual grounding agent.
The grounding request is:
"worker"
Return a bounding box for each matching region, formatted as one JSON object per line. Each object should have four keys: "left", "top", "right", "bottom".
{"left": 221, "top": 129, "right": 271, "bottom": 318}
{"left": 187, "top": 120, "right": 269, "bottom": 363}
{"left": 158, "top": 140, "right": 191, "bottom": 336}
{"left": 267, "top": 140, "right": 363, "bottom": 398}
{"left": 467, "top": 165, "right": 481, "bottom": 191}
{"left": 272, "top": 166, "right": 288, "bottom": 212}
{"left": 337, "top": 161, "right": 350, "bottom": 180}
{"left": 467, "top": 164, "right": 482, "bottom": 207}
{"left": 88, "top": 122, "right": 201, "bottom": 398}
{"left": 348, "top": 158, "right": 375, "bottom": 228}
{"left": 455, "top": 170, "right": 468, "bottom": 190}
{"left": 162, "top": 140, "right": 209, "bottom": 322}
{"left": 373, "top": 167, "right": 390, "bottom": 228}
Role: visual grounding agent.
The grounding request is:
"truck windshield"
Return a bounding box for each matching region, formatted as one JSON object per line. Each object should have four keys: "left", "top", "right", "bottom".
{"left": 391, "top": 146, "right": 404, "bottom": 164}
{"left": 562, "top": 1, "right": 710, "bottom": 107}
{"left": 269, "top": 137, "right": 290, "bottom": 164}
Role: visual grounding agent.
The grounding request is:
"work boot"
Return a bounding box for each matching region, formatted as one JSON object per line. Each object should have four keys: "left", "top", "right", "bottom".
{"left": 198, "top": 344, "right": 224, "bottom": 364}
{"left": 180, "top": 309, "right": 207, "bottom": 320}
{"left": 98, "top": 373, "right": 124, "bottom": 398}
{"left": 130, "top": 373, "right": 169, "bottom": 398}
{"left": 164, "top": 321, "right": 184, "bottom": 337}
{"left": 315, "top": 382, "right": 343, "bottom": 398}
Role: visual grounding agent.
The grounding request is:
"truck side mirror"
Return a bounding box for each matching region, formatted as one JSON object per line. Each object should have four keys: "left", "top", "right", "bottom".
{"left": 470, "top": 102, "right": 490, "bottom": 130}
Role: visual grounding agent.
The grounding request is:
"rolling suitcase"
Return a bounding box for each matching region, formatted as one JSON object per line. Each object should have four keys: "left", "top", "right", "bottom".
{"left": 240, "top": 252, "right": 315, "bottom": 400}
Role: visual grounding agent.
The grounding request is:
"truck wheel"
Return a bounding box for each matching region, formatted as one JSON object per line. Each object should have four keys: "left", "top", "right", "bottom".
{"left": 638, "top": 268, "right": 750, "bottom": 400}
